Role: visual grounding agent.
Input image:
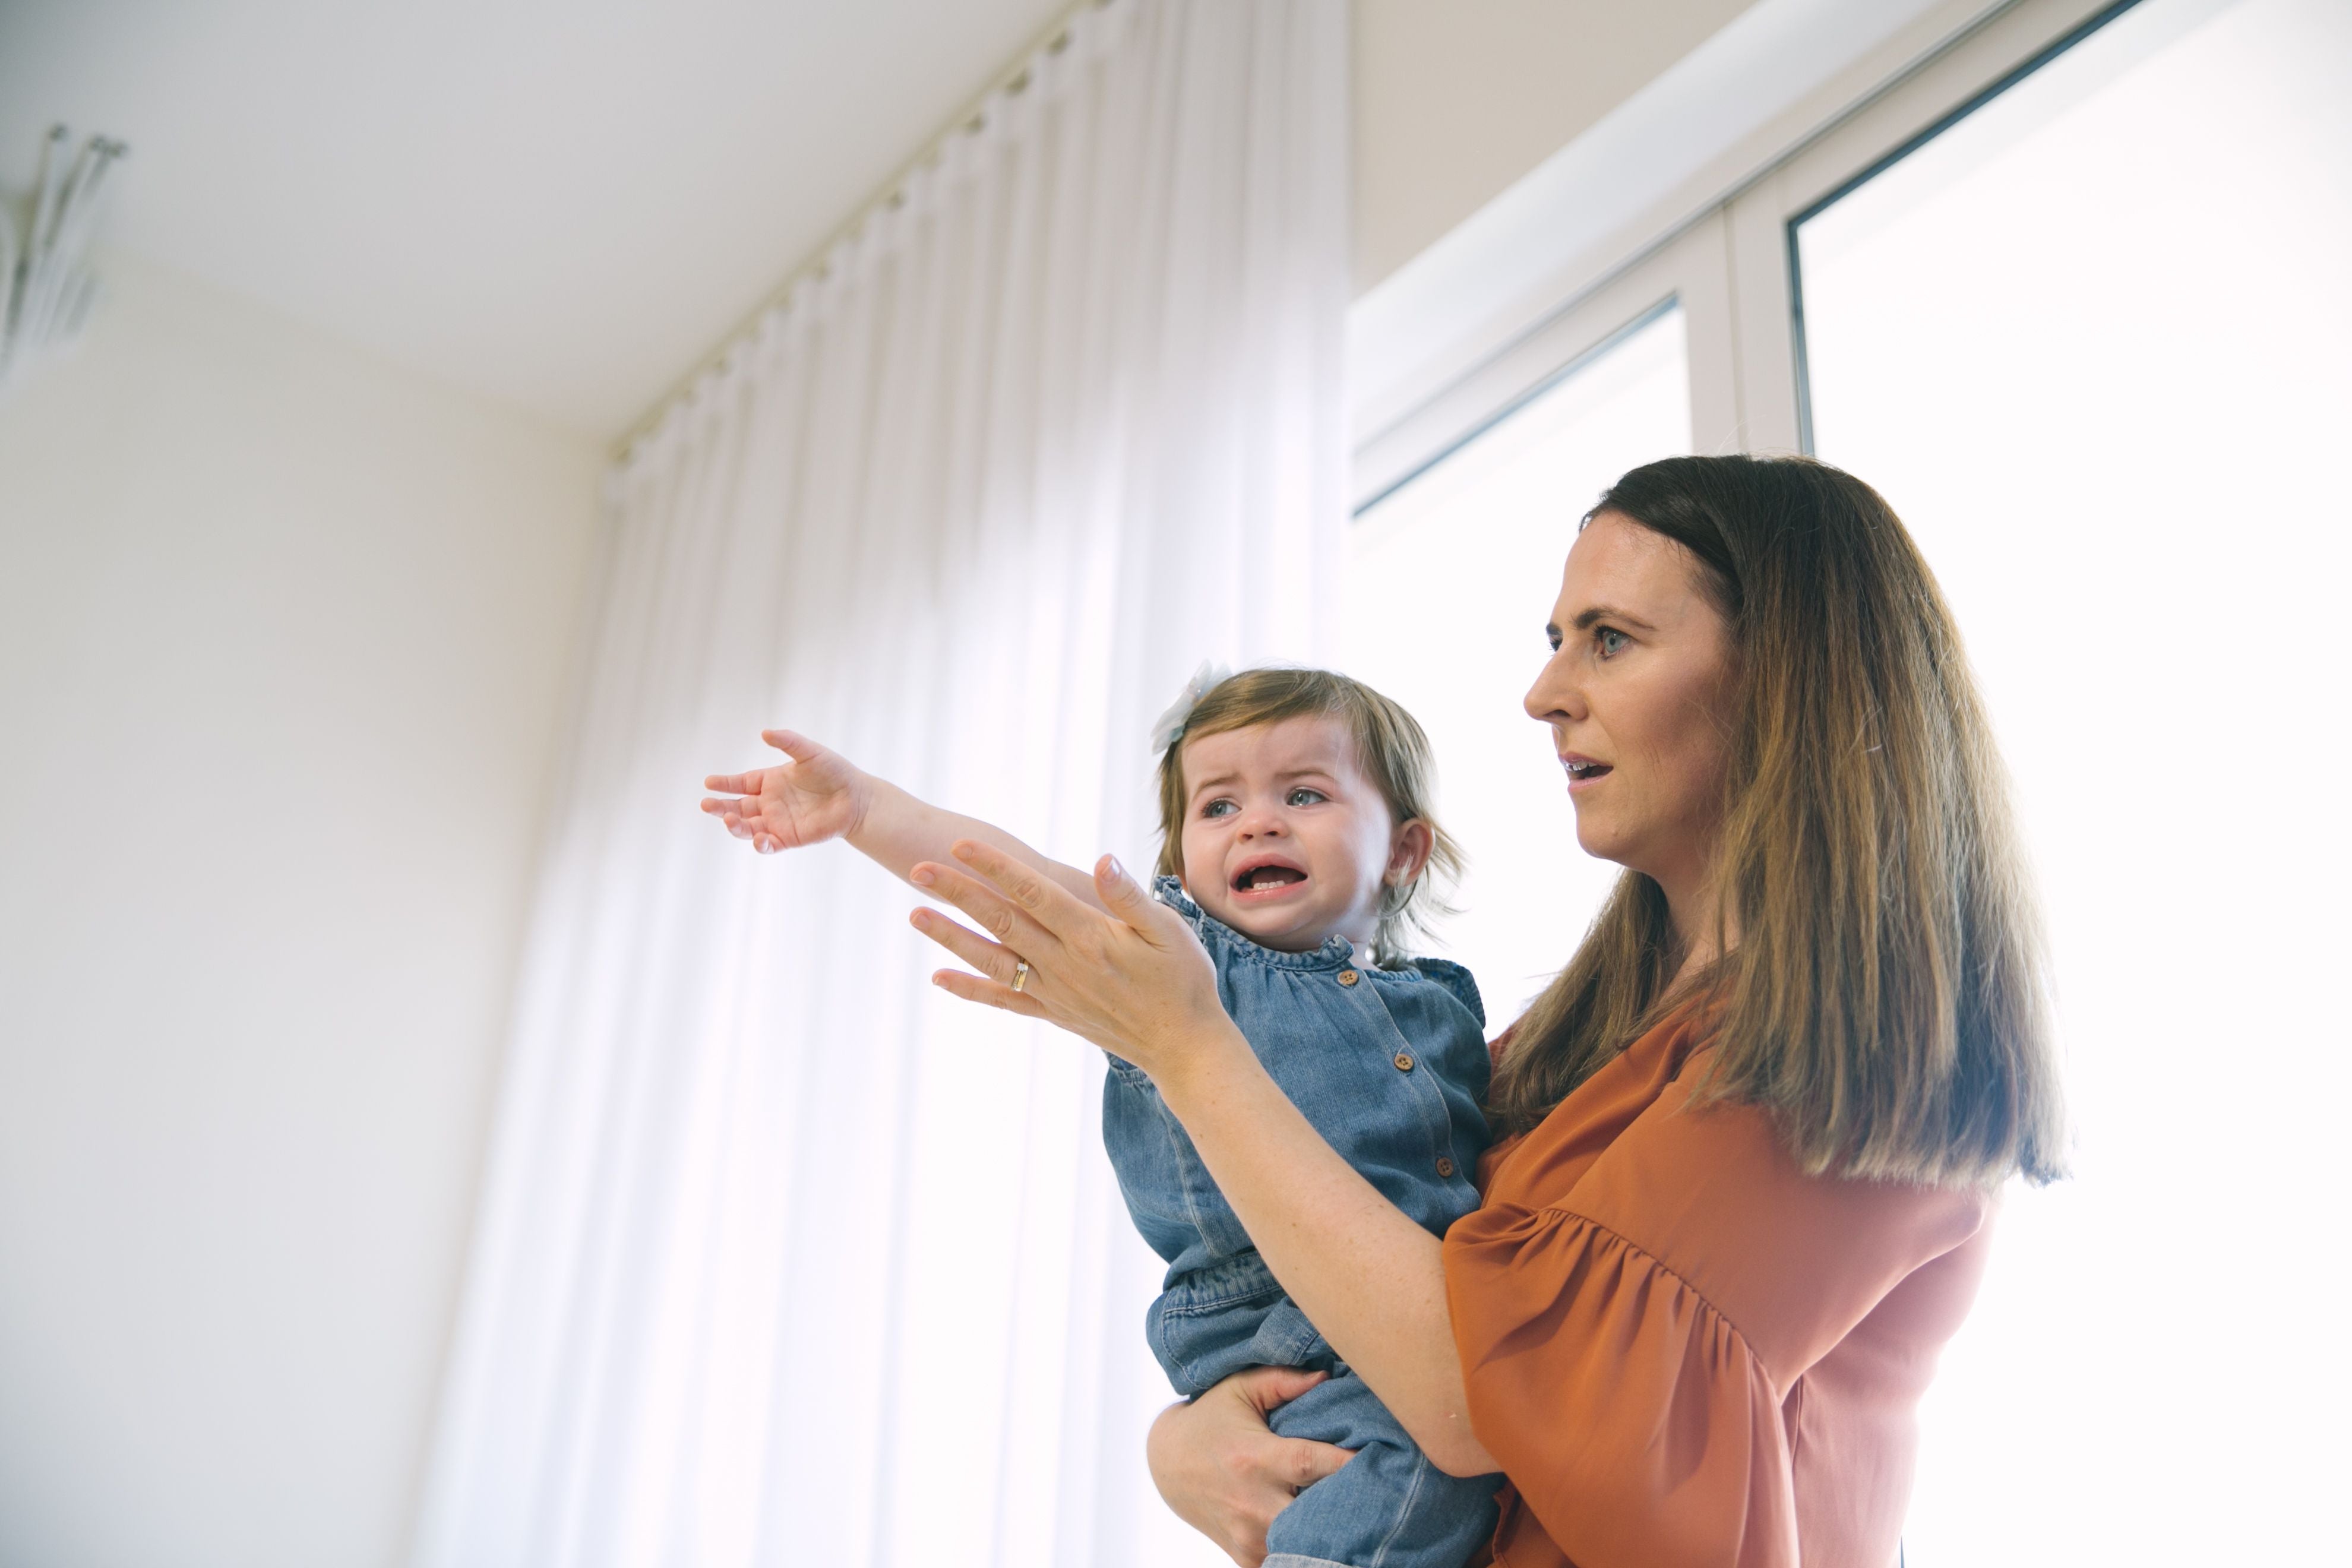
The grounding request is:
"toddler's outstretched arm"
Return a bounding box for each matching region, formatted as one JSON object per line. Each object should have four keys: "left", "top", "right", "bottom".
{"left": 700, "top": 729, "right": 1108, "bottom": 911}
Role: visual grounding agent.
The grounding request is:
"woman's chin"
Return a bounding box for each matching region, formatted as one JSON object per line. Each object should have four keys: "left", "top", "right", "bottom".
{"left": 1573, "top": 819, "right": 1651, "bottom": 877}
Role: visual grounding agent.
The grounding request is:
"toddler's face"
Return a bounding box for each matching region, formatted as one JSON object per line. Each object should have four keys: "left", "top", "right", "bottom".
{"left": 1175, "top": 715, "right": 1421, "bottom": 954}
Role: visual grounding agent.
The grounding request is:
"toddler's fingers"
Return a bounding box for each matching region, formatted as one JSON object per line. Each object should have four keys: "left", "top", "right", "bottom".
{"left": 761, "top": 729, "right": 820, "bottom": 760}
{"left": 704, "top": 772, "right": 761, "bottom": 794}
{"left": 702, "top": 803, "right": 760, "bottom": 840}
{"left": 1275, "top": 1436, "right": 1353, "bottom": 1491}
{"left": 697, "top": 801, "right": 753, "bottom": 837}
{"left": 1240, "top": 1365, "right": 1329, "bottom": 1409}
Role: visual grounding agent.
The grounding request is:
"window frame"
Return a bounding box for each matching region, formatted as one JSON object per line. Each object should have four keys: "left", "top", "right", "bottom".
{"left": 1352, "top": 215, "right": 1736, "bottom": 516}
{"left": 1348, "top": 0, "right": 2138, "bottom": 506}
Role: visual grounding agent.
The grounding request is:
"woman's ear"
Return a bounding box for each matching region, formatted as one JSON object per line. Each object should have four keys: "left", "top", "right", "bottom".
{"left": 1386, "top": 819, "right": 1435, "bottom": 887}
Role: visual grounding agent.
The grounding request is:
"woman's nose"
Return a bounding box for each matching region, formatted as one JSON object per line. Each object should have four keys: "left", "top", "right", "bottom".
{"left": 1525, "top": 656, "right": 1581, "bottom": 723}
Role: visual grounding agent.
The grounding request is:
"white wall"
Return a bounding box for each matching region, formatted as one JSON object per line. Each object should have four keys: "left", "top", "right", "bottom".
{"left": 1352, "top": 0, "right": 1759, "bottom": 289}
{"left": 0, "top": 252, "right": 602, "bottom": 1568}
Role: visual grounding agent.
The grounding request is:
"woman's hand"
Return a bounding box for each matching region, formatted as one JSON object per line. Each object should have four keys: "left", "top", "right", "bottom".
{"left": 908, "top": 840, "right": 1235, "bottom": 1081}
{"left": 701, "top": 730, "right": 871, "bottom": 855}
{"left": 1146, "top": 1367, "right": 1355, "bottom": 1567}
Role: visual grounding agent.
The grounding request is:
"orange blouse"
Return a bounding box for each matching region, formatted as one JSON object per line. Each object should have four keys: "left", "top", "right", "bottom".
{"left": 1443, "top": 1008, "right": 1993, "bottom": 1568}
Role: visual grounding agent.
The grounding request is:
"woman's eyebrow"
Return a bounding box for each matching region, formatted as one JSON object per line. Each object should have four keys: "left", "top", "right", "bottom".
{"left": 1568, "top": 604, "right": 1656, "bottom": 631}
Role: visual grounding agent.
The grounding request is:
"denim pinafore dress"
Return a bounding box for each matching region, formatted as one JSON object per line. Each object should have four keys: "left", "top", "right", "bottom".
{"left": 1099, "top": 878, "right": 1501, "bottom": 1568}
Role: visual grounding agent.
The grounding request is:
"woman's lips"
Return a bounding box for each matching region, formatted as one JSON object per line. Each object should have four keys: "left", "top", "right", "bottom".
{"left": 1560, "top": 754, "right": 1613, "bottom": 792}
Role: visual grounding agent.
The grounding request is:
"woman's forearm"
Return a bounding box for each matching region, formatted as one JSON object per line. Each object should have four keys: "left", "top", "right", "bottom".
{"left": 1158, "top": 1035, "right": 1501, "bottom": 1477}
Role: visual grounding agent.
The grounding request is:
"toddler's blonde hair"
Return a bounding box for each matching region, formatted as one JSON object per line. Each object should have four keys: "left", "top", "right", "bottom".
{"left": 1153, "top": 666, "right": 1464, "bottom": 965}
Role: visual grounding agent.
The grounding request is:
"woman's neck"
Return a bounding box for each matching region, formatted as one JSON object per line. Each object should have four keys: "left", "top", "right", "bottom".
{"left": 1660, "top": 870, "right": 1735, "bottom": 991}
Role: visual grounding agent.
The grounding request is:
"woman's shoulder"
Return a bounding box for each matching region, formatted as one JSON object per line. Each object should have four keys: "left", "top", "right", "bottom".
{"left": 1475, "top": 1006, "right": 1713, "bottom": 1197}
{"left": 1465, "top": 1006, "right": 1991, "bottom": 1379}
{"left": 1486, "top": 1006, "right": 1987, "bottom": 1225}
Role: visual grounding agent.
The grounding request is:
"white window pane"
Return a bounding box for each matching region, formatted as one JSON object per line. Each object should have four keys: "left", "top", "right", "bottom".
{"left": 1797, "top": 0, "right": 2352, "bottom": 1561}
{"left": 1343, "top": 307, "right": 1690, "bottom": 1023}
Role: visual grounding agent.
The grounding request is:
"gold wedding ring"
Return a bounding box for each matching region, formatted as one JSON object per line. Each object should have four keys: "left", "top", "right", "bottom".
{"left": 1011, "top": 960, "right": 1030, "bottom": 994}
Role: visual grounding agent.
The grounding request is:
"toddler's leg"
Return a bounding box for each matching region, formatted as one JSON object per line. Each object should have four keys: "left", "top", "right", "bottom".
{"left": 1262, "top": 1369, "right": 1499, "bottom": 1568}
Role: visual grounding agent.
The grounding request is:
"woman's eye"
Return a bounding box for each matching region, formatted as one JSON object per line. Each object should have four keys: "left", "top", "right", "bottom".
{"left": 1546, "top": 628, "right": 1563, "bottom": 653}
{"left": 1285, "top": 788, "right": 1326, "bottom": 807}
{"left": 1202, "top": 799, "right": 1237, "bottom": 818}
{"left": 1595, "top": 626, "right": 1629, "bottom": 658}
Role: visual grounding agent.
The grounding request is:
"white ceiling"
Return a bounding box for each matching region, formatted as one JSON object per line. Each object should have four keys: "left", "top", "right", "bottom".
{"left": 0, "top": 0, "right": 1074, "bottom": 438}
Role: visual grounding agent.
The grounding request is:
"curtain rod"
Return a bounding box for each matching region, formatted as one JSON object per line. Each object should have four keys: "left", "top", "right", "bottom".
{"left": 611, "top": 0, "right": 1112, "bottom": 461}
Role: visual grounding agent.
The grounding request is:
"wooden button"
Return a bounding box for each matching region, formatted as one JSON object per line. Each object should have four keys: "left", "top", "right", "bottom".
{"left": 1393, "top": 1052, "right": 1415, "bottom": 1071}
{"left": 1436, "top": 1157, "right": 1456, "bottom": 1178}
{"left": 1336, "top": 969, "right": 1360, "bottom": 986}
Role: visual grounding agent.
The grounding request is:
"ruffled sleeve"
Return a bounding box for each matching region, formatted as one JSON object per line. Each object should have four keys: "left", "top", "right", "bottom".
{"left": 1444, "top": 1025, "right": 1989, "bottom": 1568}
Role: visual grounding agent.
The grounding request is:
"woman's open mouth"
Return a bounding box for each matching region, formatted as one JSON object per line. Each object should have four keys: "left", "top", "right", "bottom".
{"left": 1561, "top": 754, "right": 1613, "bottom": 790}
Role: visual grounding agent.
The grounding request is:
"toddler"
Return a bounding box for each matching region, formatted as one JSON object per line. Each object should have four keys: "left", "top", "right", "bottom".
{"left": 703, "top": 665, "right": 1500, "bottom": 1568}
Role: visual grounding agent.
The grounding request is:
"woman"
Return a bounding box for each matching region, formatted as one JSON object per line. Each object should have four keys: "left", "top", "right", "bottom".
{"left": 907, "top": 455, "right": 2066, "bottom": 1566}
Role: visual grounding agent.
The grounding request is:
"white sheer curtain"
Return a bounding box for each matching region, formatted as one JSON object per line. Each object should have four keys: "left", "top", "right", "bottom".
{"left": 409, "top": 5, "right": 1346, "bottom": 1564}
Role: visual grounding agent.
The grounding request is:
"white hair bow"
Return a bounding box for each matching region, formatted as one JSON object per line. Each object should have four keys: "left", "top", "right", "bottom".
{"left": 1148, "top": 659, "right": 1233, "bottom": 755}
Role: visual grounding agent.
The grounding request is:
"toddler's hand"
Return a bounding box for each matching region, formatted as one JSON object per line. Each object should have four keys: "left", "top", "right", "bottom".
{"left": 700, "top": 731, "right": 871, "bottom": 854}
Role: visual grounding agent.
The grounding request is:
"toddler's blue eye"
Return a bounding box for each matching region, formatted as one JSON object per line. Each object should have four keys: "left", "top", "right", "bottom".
{"left": 1285, "top": 788, "right": 1326, "bottom": 807}
{"left": 1202, "top": 799, "right": 1238, "bottom": 818}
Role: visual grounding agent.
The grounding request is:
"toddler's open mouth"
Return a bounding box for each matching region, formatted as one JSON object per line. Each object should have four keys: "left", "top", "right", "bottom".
{"left": 1231, "top": 858, "right": 1309, "bottom": 898}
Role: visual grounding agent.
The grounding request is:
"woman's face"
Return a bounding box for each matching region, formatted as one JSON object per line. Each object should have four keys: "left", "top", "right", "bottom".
{"left": 1523, "top": 510, "right": 1738, "bottom": 903}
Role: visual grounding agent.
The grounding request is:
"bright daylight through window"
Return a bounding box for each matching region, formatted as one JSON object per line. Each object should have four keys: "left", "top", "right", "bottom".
{"left": 1796, "top": 0, "right": 2351, "bottom": 1559}
{"left": 1343, "top": 307, "right": 1691, "bottom": 1026}
{"left": 1341, "top": 0, "right": 2348, "bottom": 1558}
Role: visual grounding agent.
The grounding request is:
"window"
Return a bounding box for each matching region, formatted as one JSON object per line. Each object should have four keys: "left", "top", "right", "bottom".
{"left": 1794, "top": 0, "right": 2352, "bottom": 1559}
{"left": 1344, "top": 307, "right": 1690, "bottom": 1021}
{"left": 1346, "top": 0, "right": 2350, "bottom": 1557}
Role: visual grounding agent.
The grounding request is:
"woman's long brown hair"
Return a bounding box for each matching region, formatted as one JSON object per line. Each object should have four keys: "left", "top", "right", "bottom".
{"left": 1487, "top": 456, "right": 2067, "bottom": 1188}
